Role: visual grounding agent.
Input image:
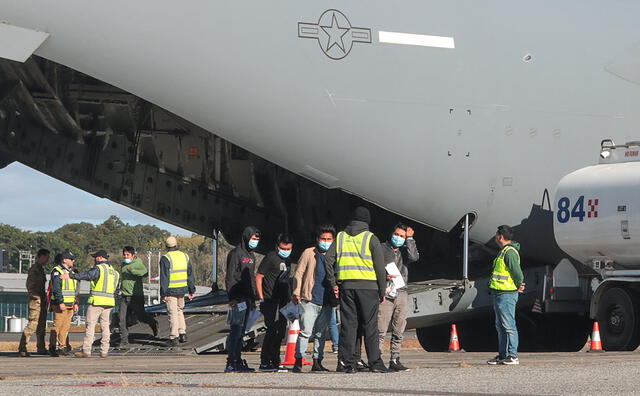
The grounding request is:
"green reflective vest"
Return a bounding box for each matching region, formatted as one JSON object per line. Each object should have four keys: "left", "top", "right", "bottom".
{"left": 164, "top": 250, "right": 189, "bottom": 289}
{"left": 53, "top": 265, "right": 78, "bottom": 306}
{"left": 336, "top": 231, "right": 376, "bottom": 281}
{"left": 488, "top": 245, "right": 519, "bottom": 291}
{"left": 89, "top": 263, "right": 120, "bottom": 306}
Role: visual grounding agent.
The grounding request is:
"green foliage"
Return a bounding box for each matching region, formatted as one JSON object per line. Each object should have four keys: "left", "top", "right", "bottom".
{"left": 0, "top": 216, "right": 170, "bottom": 272}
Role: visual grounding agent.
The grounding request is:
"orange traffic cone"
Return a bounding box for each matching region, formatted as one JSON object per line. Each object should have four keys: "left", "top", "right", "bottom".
{"left": 448, "top": 323, "right": 465, "bottom": 352}
{"left": 587, "top": 321, "right": 605, "bottom": 353}
{"left": 281, "top": 319, "right": 312, "bottom": 365}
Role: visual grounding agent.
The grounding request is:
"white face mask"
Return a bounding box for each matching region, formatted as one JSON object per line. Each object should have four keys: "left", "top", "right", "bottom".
{"left": 123, "top": 258, "right": 133, "bottom": 264}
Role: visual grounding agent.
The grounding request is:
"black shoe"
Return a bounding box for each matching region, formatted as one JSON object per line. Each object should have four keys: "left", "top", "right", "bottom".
{"left": 164, "top": 338, "right": 178, "bottom": 347}
{"left": 179, "top": 333, "right": 188, "bottom": 343}
{"left": 237, "top": 359, "right": 255, "bottom": 372}
{"left": 258, "top": 363, "right": 277, "bottom": 372}
{"left": 36, "top": 349, "right": 49, "bottom": 355}
{"left": 356, "top": 360, "right": 370, "bottom": 372}
{"left": 292, "top": 357, "right": 303, "bottom": 373}
{"left": 18, "top": 350, "right": 30, "bottom": 357}
{"left": 49, "top": 349, "right": 59, "bottom": 357}
{"left": 344, "top": 366, "right": 357, "bottom": 374}
{"left": 389, "top": 359, "right": 410, "bottom": 372}
{"left": 336, "top": 361, "right": 345, "bottom": 372}
{"left": 370, "top": 364, "right": 390, "bottom": 373}
{"left": 311, "top": 359, "right": 329, "bottom": 372}
{"left": 487, "top": 355, "right": 504, "bottom": 365}
{"left": 151, "top": 324, "right": 159, "bottom": 338}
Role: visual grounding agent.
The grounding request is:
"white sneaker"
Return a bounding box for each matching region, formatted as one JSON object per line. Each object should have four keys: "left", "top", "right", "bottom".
{"left": 501, "top": 356, "right": 519, "bottom": 365}
{"left": 486, "top": 355, "right": 503, "bottom": 365}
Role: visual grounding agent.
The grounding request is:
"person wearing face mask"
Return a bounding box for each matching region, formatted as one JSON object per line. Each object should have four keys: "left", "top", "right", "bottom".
{"left": 291, "top": 224, "right": 337, "bottom": 373}
{"left": 256, "top": 233, "right": 294, "bottom": 372}
{"left": 378, "top": 223, "right": 419, "bottom": 371}
{"left": 117, "top": 246, "right": 158, "bottom": 346}
{"left": 61, "top": 250, "right": 120, "bottom": 358}
{"left": 224, "top": 226, "right": 261, "bottom": 373}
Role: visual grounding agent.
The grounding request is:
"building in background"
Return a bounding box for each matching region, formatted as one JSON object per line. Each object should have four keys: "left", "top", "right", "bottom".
{"left": 0, "top": 273, "right": 211, "bottom": 332}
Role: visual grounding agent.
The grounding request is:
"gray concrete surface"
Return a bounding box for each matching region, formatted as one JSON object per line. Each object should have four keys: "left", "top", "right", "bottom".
{"left": 0, "top": 350, "right": 639, "bottom": 395}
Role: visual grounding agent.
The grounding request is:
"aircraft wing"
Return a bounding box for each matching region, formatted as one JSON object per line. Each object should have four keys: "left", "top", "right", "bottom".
{"left": 0, "top": 21, "right": 49, "bottom": 62}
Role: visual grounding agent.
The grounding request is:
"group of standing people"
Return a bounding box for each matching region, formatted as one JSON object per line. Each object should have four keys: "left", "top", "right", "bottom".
{"left": 224, "top": 206, "right": 421, "bottom": 373}
{"left": 17, "top": 237, "right": 195, "bottom": 357}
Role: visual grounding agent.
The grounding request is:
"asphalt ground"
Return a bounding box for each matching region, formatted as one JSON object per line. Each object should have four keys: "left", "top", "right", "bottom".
{"left": 1, "top": 349, "right": 639, "bottom": 395}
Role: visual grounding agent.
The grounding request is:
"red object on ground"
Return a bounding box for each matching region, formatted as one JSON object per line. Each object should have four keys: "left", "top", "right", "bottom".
{"left": 587, "top": 321, "right": 605, "bottom": 353}
{"left": 448, "top": 323, "right": 465, "bottom": 352}
{"left": 281, "top": 319, "right": 312, "bottom": 365}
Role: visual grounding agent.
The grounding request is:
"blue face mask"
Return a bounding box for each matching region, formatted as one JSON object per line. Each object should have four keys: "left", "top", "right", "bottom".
{"left": 248, "top": 239, "right": 259, "bottom": 250}
{"left": 123, "top": 258, "right": 132, "bottom": 264}
{"left": 318, "top": 241, "right": 332, "bottom": 252}
{"left": 278, "top": 249, "right": 291, "bottom": 259}
{"left": 390, "top": 235, "right": 406, "bottom": 248}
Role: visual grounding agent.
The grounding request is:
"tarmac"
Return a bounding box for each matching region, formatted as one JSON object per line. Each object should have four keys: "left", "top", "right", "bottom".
{"left": 1, "top": 349, "right": 640, "bottom": 395}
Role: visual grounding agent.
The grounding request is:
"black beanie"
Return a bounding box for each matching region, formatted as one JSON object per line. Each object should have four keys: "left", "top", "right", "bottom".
{"left": 352, "top": 206, "right": 371, "bottom": 225}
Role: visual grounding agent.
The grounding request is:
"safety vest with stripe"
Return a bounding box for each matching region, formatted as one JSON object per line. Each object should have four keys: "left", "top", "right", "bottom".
{"left": 52, "top": 265, "right": 78, "bottom": 306}
{"left": 488, "top": 245, "right": 519, "bottom": 291}
{"left": 89, "top": 263, "right": 120, "bottom": 306}
{"left": 164, "top": 250, "right": 189, "bottom": 289}
{"left": 336, "top": 231, "right": 377, "bottom": 281}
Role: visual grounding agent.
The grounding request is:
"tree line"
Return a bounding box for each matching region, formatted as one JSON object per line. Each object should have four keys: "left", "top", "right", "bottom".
{"left": 0, "top": 215, "right": 238, "bottom": 287}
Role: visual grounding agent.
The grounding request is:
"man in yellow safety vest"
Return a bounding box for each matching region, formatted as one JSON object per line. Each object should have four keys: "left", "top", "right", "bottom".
{"left": 325, "top": 207, "right": 388, "bottom": 373}
{"left": 48, "top": 251, "right": 79, "bottom": 357}
{"left": 160, "top": 236, "right": 195, "bottom": 347}
{"left": 487, "top": 225, "right": 525, "bottom": 366}
{"left": 61, "top": 250, "right": 120, "bottom": 358}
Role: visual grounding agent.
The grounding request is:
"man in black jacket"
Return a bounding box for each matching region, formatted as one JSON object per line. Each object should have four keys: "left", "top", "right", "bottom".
{"left": 256, "top": 234, "right": 294, "bottom": 372}
{"left": 224, "top": 226, "right": 260, "bottom": 373}
{"left": 325, "top": 207, "right": 388, "bottom": 373}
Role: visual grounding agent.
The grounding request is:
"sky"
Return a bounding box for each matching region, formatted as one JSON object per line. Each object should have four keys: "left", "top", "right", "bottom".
{"left": 0, "top": 162, "right": 191, "bottom": 235}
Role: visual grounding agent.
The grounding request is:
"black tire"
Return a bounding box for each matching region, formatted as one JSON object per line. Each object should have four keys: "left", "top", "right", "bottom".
{"left": 416, "top": 324, "right": 451, "bottom": 352}
{"left": 596, "top": 287, "right": 640, "bottom": 351}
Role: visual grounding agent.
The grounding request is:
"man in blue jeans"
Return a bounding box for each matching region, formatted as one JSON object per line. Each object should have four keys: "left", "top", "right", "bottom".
{"left": 487, "top": 225, "right": 525, "bottom": 366}
{"left": 291, "top": 224, "right": 336, "bottom": 372}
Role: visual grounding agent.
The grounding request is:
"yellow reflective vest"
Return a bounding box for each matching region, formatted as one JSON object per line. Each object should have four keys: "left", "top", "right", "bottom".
{"left": 89, "top": 263, "right": 120, "bottom": 306}
{"left": 336, "top": 231, "right": 377, "bottom": 281}
{"left": 164, "top": 250, "right": 189, "bottom": 290}
{"left": 488, "top": 245, "right": 519, "bottom": 291}
{"left": 52, "top": 265, "right": 78, "bottom": 306}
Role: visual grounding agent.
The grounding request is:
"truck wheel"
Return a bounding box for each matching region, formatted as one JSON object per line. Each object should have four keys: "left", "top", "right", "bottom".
{"left": 596, "top": 287, "right": 640, "bottom": 351}
{"left": 416, "top": 324, "right": 450, "bottom": 352}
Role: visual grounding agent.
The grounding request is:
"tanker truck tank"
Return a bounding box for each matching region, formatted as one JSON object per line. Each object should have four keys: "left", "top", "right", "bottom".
{"left": 554, "top": 141, "right": 640, "bottom": 268}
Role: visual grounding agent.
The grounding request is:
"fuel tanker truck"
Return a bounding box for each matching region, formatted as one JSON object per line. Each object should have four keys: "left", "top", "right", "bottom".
{"left": 553, "top": 140, "right": 640, "bottom": 351}
{"left": 407, "top": 140, "right": 640, "bottom": 353}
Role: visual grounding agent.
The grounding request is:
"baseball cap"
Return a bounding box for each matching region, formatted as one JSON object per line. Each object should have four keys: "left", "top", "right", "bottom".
{"left": 60, "top": 251, "right": 76, "bottom": 260}
{"left": 90, "top": 250, "right": 109, "bottom": 258}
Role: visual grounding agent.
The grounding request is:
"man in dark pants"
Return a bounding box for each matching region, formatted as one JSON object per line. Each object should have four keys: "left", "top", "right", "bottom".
{"left": 224, "top": 226, "right": 261, "bottom": 373}
{"left": 118, "top": 246, "right": 158, "bottom": 345}
{"left": 325, "top": 207, "right": 388, "bottom": 373}
{"left": 256, "top": 234, "right": 294, "bottom": 372}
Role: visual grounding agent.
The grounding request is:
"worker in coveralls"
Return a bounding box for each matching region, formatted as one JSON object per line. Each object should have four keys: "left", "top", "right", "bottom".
{"left": 18, "top": 249, "right": 51, "bottom": 356}
{"left": 487, "top": 225, "right": 525, "bottom": 366}
{"left": 62, "top": 250, "right": 120, "bottom": 358}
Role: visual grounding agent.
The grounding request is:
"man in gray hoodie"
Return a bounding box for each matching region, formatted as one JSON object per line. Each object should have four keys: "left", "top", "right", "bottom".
{"left": 325, "top": 207, "right": 388, "bottom": 373}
